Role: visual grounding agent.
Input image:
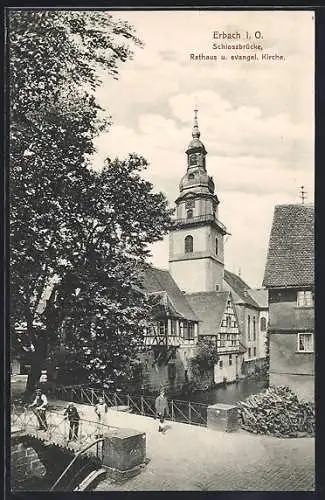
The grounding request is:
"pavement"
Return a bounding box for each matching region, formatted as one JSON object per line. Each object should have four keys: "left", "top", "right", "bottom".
{"left": 11, "top": 376, "right": 315, "bottom": 491}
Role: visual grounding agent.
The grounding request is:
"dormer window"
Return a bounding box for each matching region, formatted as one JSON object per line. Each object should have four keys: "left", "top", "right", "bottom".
{"left": 188, "top": 173, "right": 195, "bottom": 180}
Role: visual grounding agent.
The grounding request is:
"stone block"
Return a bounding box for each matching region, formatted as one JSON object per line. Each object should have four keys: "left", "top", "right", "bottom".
{"left": 207, "top": 403, "right": 239, "bottom": 432}
{"left": 102, "top": 428, "right": 146, "bottom": 472}
{"left": 26, "top": 447, "right": 37, "bottom": 457}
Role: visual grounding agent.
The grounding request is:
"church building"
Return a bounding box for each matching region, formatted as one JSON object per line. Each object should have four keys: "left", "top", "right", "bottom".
{"left": 140, "top": 109, "right": 268, "bottom": 392}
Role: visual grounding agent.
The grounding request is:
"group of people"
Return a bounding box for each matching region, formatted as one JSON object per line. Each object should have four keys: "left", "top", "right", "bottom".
{"left": 28, "top": 386, "right": 170, "bottom": 440}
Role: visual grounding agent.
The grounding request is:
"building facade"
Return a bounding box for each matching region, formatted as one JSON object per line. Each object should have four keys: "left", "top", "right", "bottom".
{"left": 263, "top": 204, "right": 314, "bottom": 401}
{"left": 139, "top": 265, "right": 200, "bottom": 393}
{"left": 168, "top": 108, "right": 227, "bottom": 294}
{"left": 187, "top": 291, "right": 246, "bottom": 384}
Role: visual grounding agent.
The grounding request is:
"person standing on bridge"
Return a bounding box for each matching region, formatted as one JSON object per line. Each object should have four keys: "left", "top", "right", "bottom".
{"left": 94, "top": 397, "right": 108, "bottom": 437}
{"left": 155, "top": 388, "right": 169, "bottom": 433}
{"left": 29, "top": 388, "right": 48, "bottom": 431}
{"left": 64, "top": 402, "right": 80, "bottom": 441}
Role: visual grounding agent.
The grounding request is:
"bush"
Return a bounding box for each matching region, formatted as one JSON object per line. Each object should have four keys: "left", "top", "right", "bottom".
{"left": 238, "top": 385, "right": 315, "bottom": 437}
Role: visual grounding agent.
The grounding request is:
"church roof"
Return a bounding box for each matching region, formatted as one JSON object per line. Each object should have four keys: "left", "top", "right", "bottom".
{"left": 247, "top": 289, "right": 268, "bottom": 309}
{"left": 263, "top": 204, "right": 314, "bottom": 288}
{"left": 141, "top": 266, "right": 199, "bottom": 322}
{"left": 223, "top": 270, "right": 259, "bottom": 308}
{"left": 186, "top": 291, "right": 230, "bottom": 335}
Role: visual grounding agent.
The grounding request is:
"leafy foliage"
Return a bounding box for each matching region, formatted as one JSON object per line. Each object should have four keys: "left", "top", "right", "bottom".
{"left": 9, "top": 11, "right": 173, "bottom": 395}
{"left": 190, "top": 339, "right": 219, "bottom": 378}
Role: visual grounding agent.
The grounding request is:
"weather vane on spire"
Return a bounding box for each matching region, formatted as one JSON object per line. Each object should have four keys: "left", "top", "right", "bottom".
{"left": 300, "top": 185, "right": 306, "bottom": 205}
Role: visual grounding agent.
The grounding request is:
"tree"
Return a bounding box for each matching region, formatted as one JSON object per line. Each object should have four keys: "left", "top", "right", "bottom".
{"left": 44, "top": 155, "right": 173, "bottom": 390}
{"left": 9, "top": 10, "right": 149, "bottom": 396}
{"left": 190, "top": 339, "right": 219, "bottom": 381}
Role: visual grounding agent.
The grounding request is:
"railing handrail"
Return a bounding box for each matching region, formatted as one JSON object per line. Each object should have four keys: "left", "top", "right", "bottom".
{"left": 173, "top": 214, "right": 227, "bottom": 232}
{"left": 54, "top": 385, "right": 209, "bottom": 409}
{"left": 50, "top": 438, "right": 104, "bottom": 491}
{"left": 11, "top": 405, "right": 120, "bottom": 432}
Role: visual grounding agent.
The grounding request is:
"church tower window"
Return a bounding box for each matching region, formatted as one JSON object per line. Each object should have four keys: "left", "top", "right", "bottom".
{"left": 185, "top": 235, "right": 193, "bottom": 253}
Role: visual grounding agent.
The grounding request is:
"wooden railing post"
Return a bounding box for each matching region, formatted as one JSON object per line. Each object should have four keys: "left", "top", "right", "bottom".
{"left": 127, "top": 394, "right": 130, "bottom": 408}
{"left": 171, "top": 400, "right": 174, "bottom": 421}
{"left": 188, "top": 401, "right": 191, "bottom": 424}
{"left": 91, "top": 388, "right": 94, "bottom": 405}
{"left": 140, "top": 395, "right": 144, "bottom": 415}
{"left": 114, "top": 393, "right": 117, "bottom": 409}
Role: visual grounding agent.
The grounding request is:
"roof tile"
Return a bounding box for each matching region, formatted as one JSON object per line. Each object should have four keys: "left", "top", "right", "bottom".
{"left": 263, "top": 204, "right": 314, "bottom": 287}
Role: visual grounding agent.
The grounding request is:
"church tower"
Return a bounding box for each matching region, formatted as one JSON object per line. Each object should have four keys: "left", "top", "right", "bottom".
{"left": 169, "top": 109, "right": 228, "bottom": 293}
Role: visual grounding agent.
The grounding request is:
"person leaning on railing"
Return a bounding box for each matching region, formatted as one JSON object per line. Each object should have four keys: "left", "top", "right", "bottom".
{"left": 64, "top": 402, "right": 80, "bottom": 441}
{"left": 28, "top": 388, "right": 48, "bottom": 431}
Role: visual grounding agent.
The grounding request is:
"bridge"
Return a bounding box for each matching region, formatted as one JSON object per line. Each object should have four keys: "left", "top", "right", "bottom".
{"left": 11, "top": 401, "right": 147, "bottom": 491}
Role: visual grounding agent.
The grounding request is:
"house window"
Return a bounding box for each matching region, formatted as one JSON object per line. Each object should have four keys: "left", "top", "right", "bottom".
{"left": 297, "top": 291, "right": 313, "bottom": 307}
{"left": 219, "top": 334, "right": 226, "bottom": 347}
{"left": 248, "top": 347, "right": 251, "bottom": 358}
{"left": 159, "top": 321, "right": 167, "bottom": 336}
{"left": 260, "top": 317, "right": 267, "bottom": 331}
{"left": 229, "top": 354, "right": 232, "bottom": 366}
{"left": 233, "top": 321, "right": 237, "bottom": 328}
{"left": 253, "top": 347, "right": 256, "bottom": 357}
{"left": 215, "top": 238, "right": 218, "bottom": 255}
{"left": 247, "top": 315, "right": 251, "bottom": 341}
{"left": 219, "top": 360, "right": 223, "bottom": 369}
{"left": 184, "top": 322, "right": 195, "bottom": 340}
{"left": 297, "top": 333, "right": 314, "bottom": 353}
{"left": 187, "top": 209, "right": 193, "bottom": 219}
{"left": 185, "top": 235, "right": 193, "bottom": 253}
{"left": 179, "top": 322, "right": 184, "bottom": 337}
{"left": 171, "top": 320, "right": 177, "bottom": 336}
{"left": 215, "top": 284, "right": 220, "bottom": 291}
{"left": 253, "top": 317, "right": 256, "bottom": 341}
{"left": 226, "top": 315, "right": 231, "bottom": 328}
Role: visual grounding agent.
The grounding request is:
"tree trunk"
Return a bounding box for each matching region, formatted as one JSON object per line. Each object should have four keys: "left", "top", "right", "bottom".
{"left": 24, "top": 357, "right": 42, "bottom": 401}
{"left": 24, "top": 322, "right": 48, "bottom": 401}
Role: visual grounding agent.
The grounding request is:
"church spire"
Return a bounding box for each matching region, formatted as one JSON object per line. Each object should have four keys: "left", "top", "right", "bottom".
{"left": 192, "top": 107, "right": 200, "bottom": 139}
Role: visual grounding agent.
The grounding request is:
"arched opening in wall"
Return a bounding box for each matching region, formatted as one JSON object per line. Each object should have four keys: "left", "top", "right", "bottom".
{"left": 187, "top": 209, "right": 193, "bottom": 219}
{"left": 215, "top": 237, "right": 218, "bottom": 255}
{"left": 260, "top": 317, "right": 266, "bottom": 331}
{"left": 185, "top": 235, "right": 193, "bottom": 253}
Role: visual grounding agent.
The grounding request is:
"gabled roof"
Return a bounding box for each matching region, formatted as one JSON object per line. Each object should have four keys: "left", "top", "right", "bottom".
{"left": 140, "top": 266, "right": 199, "bottom": 322}
{"left": 247, "top": 289, "right": 268, "bottom": 309}
{"left": 186, "top": 291, "right": 230, "bottom": 336}
{"left": 223, "top": 270, "right": 259, "bottom": 308}
{"left": 263, "top": 204, "right": 314, "bottom": 288}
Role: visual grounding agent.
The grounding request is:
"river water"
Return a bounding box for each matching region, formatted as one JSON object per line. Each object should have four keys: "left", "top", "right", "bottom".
{"left": 182, "top": 376, "right": 268, "bottom": 406}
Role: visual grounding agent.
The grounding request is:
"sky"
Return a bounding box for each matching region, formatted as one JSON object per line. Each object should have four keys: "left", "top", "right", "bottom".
{"left": 91, "top": 10, "right": 314, "bottom": 288}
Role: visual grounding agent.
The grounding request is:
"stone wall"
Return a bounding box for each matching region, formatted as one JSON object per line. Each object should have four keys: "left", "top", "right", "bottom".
{"left": 138, "top": 346, "right": 197, "bottom": 394}
{"left": 11, "top": 439, "right": 47, "bottom": 488}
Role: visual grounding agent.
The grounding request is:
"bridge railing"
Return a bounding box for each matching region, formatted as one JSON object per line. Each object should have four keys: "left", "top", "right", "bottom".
{"left": 11, "top": 402, "right": 119, "bottom": 458}
{"left": 55, "top": 385, "right": 208, "bottom": 427}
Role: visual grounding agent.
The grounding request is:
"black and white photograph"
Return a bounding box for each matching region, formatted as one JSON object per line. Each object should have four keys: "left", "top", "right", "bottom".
{"left": 8, "top": 8, "right": 315, "bottom": 492}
